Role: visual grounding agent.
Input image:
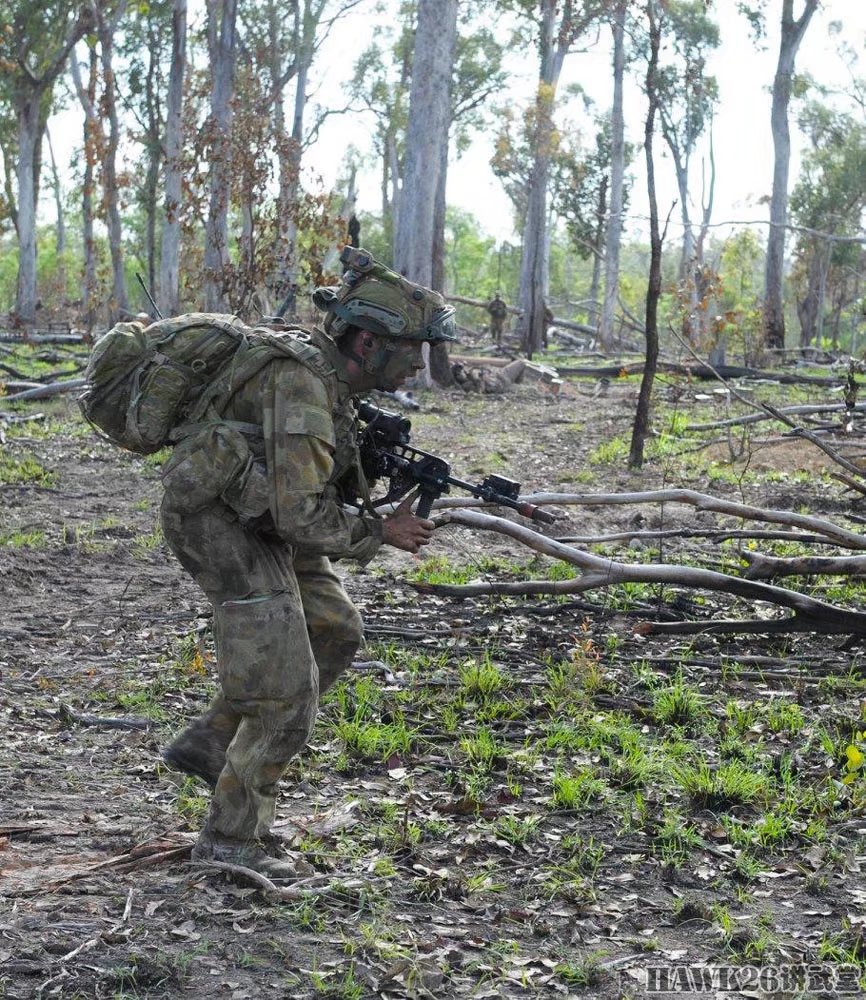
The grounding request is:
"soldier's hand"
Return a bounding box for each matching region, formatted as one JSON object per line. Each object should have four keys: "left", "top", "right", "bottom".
{"left": 381, "top": 490, "right": 435, "bottom": 553}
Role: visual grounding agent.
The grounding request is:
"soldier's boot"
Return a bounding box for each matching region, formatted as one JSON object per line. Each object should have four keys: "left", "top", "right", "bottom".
{"left": 162, "top": 699, "right": 241, "bottom": 789}
{"left": 191, "top": 826, "right": 313, "bottom": 881}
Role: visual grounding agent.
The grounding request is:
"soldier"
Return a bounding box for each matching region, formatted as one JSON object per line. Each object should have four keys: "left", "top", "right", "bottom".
{"left": 161, "top": 248, "right": 456, "bottom": 877}
{"left": 542, "top": 301, "right": 554, "bottom": 349}
{"left": 487, "top": 291, "right": 508, "bottom": 345}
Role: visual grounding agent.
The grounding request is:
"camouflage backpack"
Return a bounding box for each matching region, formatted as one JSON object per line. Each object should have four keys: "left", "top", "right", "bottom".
{"left": 79, "top": 312, "right": 332, "bottom": 455}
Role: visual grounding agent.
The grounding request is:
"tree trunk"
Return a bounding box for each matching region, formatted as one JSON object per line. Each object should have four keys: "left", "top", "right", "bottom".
{"left": 97, "top": 3, "right": 129, "bottom": 322}
{"left": 159, "top": 0, "right": 187, "bottom": 317}
{"left": 10, "top": 7, "right": 92, "bottom": 323}
{"left": 394, "top": 0, "right": 458, "bottom": 387}
{"left": 45, "top": 128, "right": 66, "bottom": 297}
{"left": 280, "top": 43, "right": 309, "bottom": 302}
{"left": 269, "top": 0, "right": 294, "bottom": 301}
{"left": 516, "top": 0, "right": 559, "bottom": 359}
{"left": 203, "top": 0, "right": 238, "bottom": 311}
{"left": 15, "top": 94, "right": 42, "bottom": 322}
{"left": 586, "top": 174, "right": 607, "bottom": 330}
{"left": 694, "top": 125, "right": 716, "bottom": 343}
{"left": 70, "top": 47, "right": 99, "bottom": 332}
{"left": 763, "top": 0, "right": 819, "bottom": 350}
{"left": 431, "top": 139, "right": 448, "bottom": 294}
{"left": 629, "top": 2, "right": 661, "bottom": 470}
{"left": 797, "top": 243, "right": 824, "bottom": 347}
{"left": 142, "top": 15, "right": 162, "bottom": 302}
{"left": 388, "top": 135, "right": 401, "bottom": 262}
{"left": 394, "top": 0, "right": 457, "bottom": 285}
{"left": 598, "top": 0, "right": 626, "bottom": 352}
{"left": 672, "top": 157, "right": 693, "bottom": 283}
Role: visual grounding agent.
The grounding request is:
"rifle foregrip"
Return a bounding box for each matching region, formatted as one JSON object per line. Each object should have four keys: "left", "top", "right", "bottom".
{"left": 416, "top": 492, "right": 436, "bottom": 519}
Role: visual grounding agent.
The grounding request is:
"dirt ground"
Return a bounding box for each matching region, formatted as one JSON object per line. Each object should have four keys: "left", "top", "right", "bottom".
{"left": 1, "top": 340, "right": 866, "bottom": 999}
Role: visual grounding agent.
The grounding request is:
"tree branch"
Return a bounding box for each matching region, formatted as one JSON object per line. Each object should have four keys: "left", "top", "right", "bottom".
{"left": 424, "top": 509, "right": 866, "bottom": 635}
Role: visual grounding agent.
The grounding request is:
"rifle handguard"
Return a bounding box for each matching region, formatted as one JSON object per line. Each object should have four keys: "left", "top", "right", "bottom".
{"left": 517, "top": 502, "right": 556, "bottom": 525}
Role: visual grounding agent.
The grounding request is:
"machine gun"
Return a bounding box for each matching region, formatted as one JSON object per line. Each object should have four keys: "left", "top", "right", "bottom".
{"left": 357, "top": 401, "right": 555, "bottom": 524}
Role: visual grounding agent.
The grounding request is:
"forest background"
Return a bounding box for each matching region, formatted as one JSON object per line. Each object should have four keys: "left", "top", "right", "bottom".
{"left": 1, "top": 0, "right": 865, "bottom": 365}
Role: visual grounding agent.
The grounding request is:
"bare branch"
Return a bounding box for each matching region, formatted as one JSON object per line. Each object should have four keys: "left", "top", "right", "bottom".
{"left": 425, "top": 509, "right": 866, "bottom": 635}
{"left": 431, "top": 488, "right": 866, "bottom": 550}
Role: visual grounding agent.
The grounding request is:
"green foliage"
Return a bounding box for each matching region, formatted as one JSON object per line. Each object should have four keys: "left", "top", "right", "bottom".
{"left": 0, "top": 453, "right": 56, "bottom": 487}
{"left": 550, "top": 768, "right": 606, "bottom": 810}
{"left": 459, "top": 655, "right": 509, "bottom": 699}
{"left": 651, "top": 673, "right": 706, "bottom": 729}
{"left": 675, "top": 758, "right": 769, "bottom": 808}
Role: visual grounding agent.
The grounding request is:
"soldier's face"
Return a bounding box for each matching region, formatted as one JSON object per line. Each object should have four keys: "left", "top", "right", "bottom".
{"left": 377, "top": 339, "right": 425, "bottom": 390}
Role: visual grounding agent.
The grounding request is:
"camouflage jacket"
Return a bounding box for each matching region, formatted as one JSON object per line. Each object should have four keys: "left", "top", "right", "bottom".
{"left": 222, "top": 327, "right": 382, "bottom": 564}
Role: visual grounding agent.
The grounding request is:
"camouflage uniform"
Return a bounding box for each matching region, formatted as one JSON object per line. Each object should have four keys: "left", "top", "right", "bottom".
{"left": 487, "top": 294, "right": 508, "bottom": 345}
{"left": 162, "top": 327, "right": 379, "bottom": 842}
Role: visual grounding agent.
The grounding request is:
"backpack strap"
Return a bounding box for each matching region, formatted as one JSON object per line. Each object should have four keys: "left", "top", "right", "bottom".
{"left": 177, "top": 328, "right": 336, "bottom": 435}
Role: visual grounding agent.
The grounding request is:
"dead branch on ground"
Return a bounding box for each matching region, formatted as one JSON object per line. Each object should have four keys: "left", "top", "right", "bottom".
{"left": 742, "top": 551, "right": 866, "bottom": 580}
{"left": 427, "top": 509, "right": 866, "bottom": 637}
{"left": 686, "top": 401, "right": 866, "bottom": 433}
{"left": 432, "top": 488, "right": 866, "bottom": 549}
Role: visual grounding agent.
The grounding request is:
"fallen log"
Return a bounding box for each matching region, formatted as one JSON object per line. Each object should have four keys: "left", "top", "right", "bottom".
{"left": 425, "top": 508, "right": 866, "bottom": 636}
{"left": 686, "top": 401, "right": 866, "bottom": 432}
{"left": 557, "top": 360, "right": 848, "bottom": 386}
{"left": 2, "top": 377, "right": 85, "bottom": 401}
{"left": 429, "top": 488, "right": 866, "bottom": 550}
{"left": 742, "top": 551, "right": 866, "bottom": 580}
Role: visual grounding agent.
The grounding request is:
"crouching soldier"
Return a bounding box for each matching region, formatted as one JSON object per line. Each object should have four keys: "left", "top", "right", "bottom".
{"left": 161, "top": 248, "right": 457, "bottom": 877}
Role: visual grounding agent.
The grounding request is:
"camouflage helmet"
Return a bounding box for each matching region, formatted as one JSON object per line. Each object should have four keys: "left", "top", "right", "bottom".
{"left": 312, "top": 246, "right": 458, "bottom": 344}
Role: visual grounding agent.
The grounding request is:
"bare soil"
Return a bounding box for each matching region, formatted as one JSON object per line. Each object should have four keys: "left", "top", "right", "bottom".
{"left": 1, "top": 345, "right": 865, "bottom": 999}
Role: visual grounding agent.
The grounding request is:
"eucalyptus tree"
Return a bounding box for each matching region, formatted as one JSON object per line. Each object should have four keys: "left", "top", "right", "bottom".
{"left": 791, "top": 101, "right": 866, "bottom": 348}
{"left": 1, "top": 0, "right": 94, "bottom": 322}
{"left": 394, "top": 0, "right": 458, "bottom": 385}
{"left": 350, "top": 0, "right": 506, "bottom": 285}
{"left": 95, "top": 0, "right": 130, "bottom": 320}
{"left": 202, "top": 0, "right": 238, "bottom": 311}
{"left": 761, "top": 0, "right": 820, "bottom": 350}
{"left": 116, "top": 0, "right": 175, "bottom": 308}
{"left": 552, "top": 114, "right": 633, "bottom": 330}
{"left": 655, "top": 0, "right": 719, "bottom": 284}
{"left": 346, "top": 7, "right": 413, "bottom": 260}
{"left": 160, "top": 0, "right": 187, "bottom": 316}
{"left": 629, "top": 0, "right": 662, "bottom": 470}
{"left": 509, "top": 0, "right": 606, "bottom": 357}
{"left": 68, "top": 45, "right": 99, "bottom": 330}
{"left": 597, "top": 0, "right": 626, "bottom": 353}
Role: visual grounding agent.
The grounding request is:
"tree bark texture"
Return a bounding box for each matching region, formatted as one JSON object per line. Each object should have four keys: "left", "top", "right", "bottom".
{"left": 69, "top": 47, "right": 99, "bottom": 332}
{"left": 11, "top": 4, "right": 93, "bottom": 323}
{"left": 97, "top": 2, "right": 129, "bottom": 322}
{"left": 517, "top": 0, "right": 559, "bottom": 358}
{"left": 159, "top": 0, "right": 187, "bottom": 317}
{"left": 203, "top": 0, "right": 238, "bottom": 312}
{"left": 763, "top": 0, "right": 819, "bottom": 350}
{"left": 629, "top": 5, "right": 661, "bottom": 470}
{"left": 394, "top": 0, "right": 458, "bottom": 387}
{"left": 598, "top": 0, "right": 626, "bottom": 352}
{"left": 15, "top": 97, "right": 41, "bottom": 322}
{"left": 394, "top": 0, "right": 457, "bottom": 286}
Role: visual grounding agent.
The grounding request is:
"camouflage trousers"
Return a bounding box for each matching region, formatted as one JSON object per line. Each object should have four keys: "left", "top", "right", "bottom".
{"left": 161, "top": 496, "right": 363, "bottom": 840}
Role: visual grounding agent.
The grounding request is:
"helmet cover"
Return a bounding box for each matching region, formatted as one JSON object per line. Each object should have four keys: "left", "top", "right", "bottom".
{"left": 314, "top": 247, "right": 457, "bottom": 344}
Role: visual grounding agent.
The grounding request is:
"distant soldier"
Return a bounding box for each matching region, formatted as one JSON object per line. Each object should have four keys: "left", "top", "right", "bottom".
{"left": 347, "top": 214, "right": 361, "bottom": 248}
{"left": 487, "top": 292, "right": 508, "bottom": 345}
{"left": 542, "top": 301, "right": 554, "bottom": 349}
